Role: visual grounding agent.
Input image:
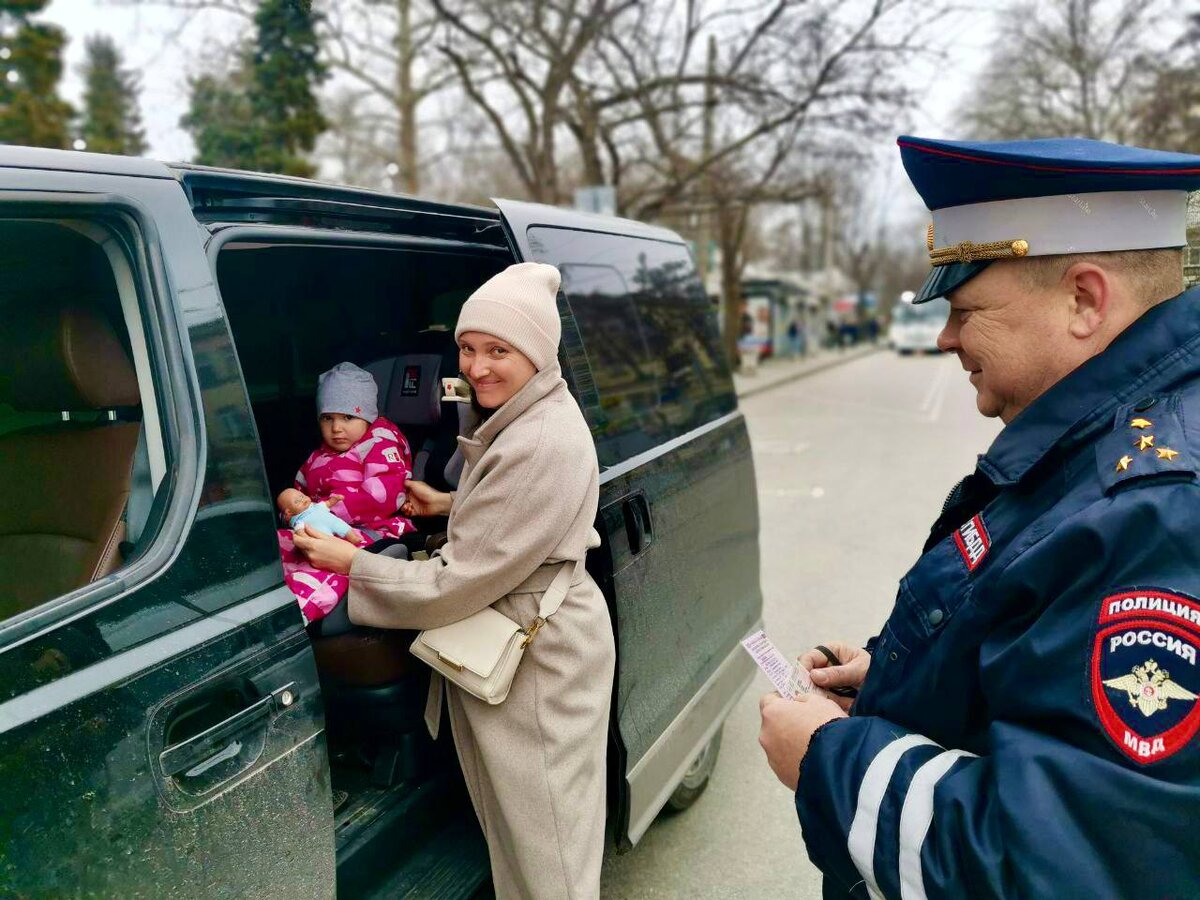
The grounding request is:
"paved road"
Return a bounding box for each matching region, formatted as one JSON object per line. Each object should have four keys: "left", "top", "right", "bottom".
{"left": 599, "top": 350, "right": 1002, "bottom": 899}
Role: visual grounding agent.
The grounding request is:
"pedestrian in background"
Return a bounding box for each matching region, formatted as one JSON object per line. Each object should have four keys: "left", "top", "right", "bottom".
{"left": 787, "top": 318, "right": 802, "bottom": 357}
{"left": 758, "top": 135, "right": 1200, "bottom": 898}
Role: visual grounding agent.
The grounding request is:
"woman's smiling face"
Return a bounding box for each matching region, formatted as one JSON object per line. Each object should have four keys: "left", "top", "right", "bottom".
{"left": 458, "top": 331, "right": 537, "bottom": 408}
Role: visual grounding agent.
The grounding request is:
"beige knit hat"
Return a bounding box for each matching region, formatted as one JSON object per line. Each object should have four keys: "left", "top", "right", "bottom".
{"left": 455, "top": 262, "right": 562, "bottom": 370}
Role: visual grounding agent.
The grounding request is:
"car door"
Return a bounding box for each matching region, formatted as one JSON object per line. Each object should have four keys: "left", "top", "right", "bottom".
{"left": 0, "top": 154, "right": 334, "bottom": 897}
{"left": 494, "top": 199, "right": 763, "bottom": 847}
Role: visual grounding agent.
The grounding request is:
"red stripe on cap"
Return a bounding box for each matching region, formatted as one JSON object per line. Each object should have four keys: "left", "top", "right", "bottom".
{"left": 897, "top": 139, "right": 1200, "bottom": 177}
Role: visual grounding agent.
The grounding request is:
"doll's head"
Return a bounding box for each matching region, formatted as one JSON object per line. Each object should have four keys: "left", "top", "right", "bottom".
{"left": 316, "top": 362, "right": 378, "bottom": 452}
{"left": 277, "top": 488, "right": 312, "bottom": 519}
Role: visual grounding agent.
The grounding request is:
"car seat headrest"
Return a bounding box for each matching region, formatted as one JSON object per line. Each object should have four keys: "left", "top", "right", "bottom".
{"left": 367, "top": 354, "right": 443, "bottom": 427}
{"left": 0, "top": 300, "right": 139, "bottom": 410}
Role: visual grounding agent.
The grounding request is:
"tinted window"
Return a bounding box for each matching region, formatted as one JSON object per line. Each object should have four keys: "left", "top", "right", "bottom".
{"left": 527, "top": 227, "right": 734, "bottom": 466}
{"left": 0, "top": 219, "right": 166, "bottom": 621}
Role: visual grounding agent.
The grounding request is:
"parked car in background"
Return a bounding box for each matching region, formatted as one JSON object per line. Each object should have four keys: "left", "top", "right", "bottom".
{"left": 0, "top": 147, "right": 763, "bottom": 898}
{"left": 888, "top": 295, "right": 949, "bottom": 354}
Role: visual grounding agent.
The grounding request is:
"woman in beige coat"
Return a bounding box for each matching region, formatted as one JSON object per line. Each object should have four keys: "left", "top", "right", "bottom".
{"left": 294, "top": 262, "right": 616, "bottom": 900}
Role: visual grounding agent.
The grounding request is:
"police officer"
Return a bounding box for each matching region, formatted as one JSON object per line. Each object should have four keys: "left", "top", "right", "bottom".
{"left": 758, "top": 135, "right": 1200, "bottom": 898}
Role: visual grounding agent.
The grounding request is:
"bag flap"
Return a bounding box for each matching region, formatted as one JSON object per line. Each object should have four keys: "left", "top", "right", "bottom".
{"left": 418, "top": 607, "right": 522, "bottom": 677}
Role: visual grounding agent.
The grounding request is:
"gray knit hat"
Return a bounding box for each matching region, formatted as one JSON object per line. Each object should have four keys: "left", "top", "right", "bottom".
{"left": 317, "top": 362, "right": 378, "bottom": 421}
{"left": 455, "top": 262, "right": 562, "bottom": 370}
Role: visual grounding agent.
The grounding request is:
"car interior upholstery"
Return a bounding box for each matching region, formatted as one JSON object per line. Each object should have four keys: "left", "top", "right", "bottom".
{"left": 0, "top": 223, "right": 143, "bottom": 618}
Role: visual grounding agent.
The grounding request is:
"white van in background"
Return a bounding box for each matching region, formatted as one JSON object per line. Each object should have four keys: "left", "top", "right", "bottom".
{"left": 889, "top": 294, "right": 949, "bottom": 354}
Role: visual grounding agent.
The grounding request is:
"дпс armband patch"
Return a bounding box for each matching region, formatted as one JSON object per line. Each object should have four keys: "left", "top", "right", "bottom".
{"left": 1092, "top": 588, "right": 1200, "bottom": 764}
{"left": 953, "top": 514, "right": 990, "bottom": 572}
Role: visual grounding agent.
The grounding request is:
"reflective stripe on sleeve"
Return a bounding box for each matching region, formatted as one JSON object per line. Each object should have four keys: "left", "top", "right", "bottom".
{"left": 898, "top": 749, "right": 979, "bottom": 900}
{"left": 847, "top": 734, "right": 938, "bottom": 900}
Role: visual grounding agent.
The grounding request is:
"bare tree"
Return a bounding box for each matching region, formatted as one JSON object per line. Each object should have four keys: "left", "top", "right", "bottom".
{"left": 960, "top": 0, "right": 1164, "bottom": 142}
{"left": 1133, "top": 12, "right": 1200, "bottom": 152}
{"left": 428, "top": 0, "right": 639, "bottom": 204}
{"left": 321, "top": 0, "right": 453, "bottom": 192}
{"left": 585, "top": 0, "right": 926, "bottom": 357}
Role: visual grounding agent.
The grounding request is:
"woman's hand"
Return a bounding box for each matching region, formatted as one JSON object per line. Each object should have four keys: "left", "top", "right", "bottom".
{"left": 401, "top": 480, "right": 453, "bottom": 517}
{"left": 292, "top": 524, "right": 360, "bottom": 575}
{"left": 798, "top": 641, "right": 871, "bottom": 712}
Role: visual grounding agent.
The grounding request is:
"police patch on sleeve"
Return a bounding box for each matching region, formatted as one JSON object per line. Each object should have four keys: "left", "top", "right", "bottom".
{"left": 953, "top": 514, "right": 990, "bottom": 572}
{"left": 1092, "top": 589, "right": 1200, "bottom": 764}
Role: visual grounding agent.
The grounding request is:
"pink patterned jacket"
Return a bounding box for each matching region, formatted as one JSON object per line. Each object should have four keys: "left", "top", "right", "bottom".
{"left": 293, "top": 416, "right": 415, "bottom": 539}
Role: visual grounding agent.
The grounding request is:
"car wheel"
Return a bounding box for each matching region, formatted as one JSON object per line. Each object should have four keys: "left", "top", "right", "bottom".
{"left": 665, "top": 726, "right": 723, "bottom": 813}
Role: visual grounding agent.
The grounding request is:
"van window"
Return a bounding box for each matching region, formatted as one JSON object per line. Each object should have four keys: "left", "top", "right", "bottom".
{"left": 558, "top": 261, "right": 660, "bottom": 462}
{"left": 528, "top": 227, "right": 734, "bottom": 466}
{"left": 0, "top": 219, "right": 164, "bottom": 622}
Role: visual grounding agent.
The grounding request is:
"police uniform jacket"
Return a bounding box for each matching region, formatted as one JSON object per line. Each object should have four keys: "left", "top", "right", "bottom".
{"left": 798, "top": 288, "right": 1200, "bottom": 899}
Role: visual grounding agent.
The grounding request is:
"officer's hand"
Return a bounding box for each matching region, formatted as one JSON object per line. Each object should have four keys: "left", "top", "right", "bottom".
{"left": 758, "top": 692, "right": 846, "bottom": 791}
{"left": 798, "top": 641, "right": 870, "bottom": 712}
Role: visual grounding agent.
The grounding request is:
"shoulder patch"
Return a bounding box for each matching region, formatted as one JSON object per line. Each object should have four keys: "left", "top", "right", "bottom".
{"left": 953, "top": 514, "right": 991, "bottom": 572}
{"left": 1092, "top": 588, "right": 1200, "bottom": 764}
{"left": 1096, "top": 396, "right": 1195, "bottom": 494}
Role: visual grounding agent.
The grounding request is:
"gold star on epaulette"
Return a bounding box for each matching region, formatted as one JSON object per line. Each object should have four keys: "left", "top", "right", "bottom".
{"left": 1130, "top": 418, "right": 1153, "bottom": 429}
{"left": 1156, "top": 447, "right": 1180, "bottom": 461}
{"left": 1136, "top": 434, "right": 1155, "bottom": 451}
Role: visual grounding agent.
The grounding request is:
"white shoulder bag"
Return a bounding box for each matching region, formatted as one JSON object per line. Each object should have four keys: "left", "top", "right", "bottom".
{"left": 409, "top": 559, "right": 578, "bottom": 705}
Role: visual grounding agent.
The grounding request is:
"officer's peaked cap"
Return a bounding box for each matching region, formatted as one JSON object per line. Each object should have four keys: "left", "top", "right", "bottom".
{"left": 899, "top": 136, "right": 1200, "bottom": 303}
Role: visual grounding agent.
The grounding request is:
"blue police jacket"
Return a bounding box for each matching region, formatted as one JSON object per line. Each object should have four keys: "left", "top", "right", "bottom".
{"left": 798, "top": 287, "right": 1200, "bottom": 899}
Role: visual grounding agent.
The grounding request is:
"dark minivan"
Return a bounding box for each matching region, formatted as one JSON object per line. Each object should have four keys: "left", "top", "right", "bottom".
{"left": 0, "top": 147, "right": 762, "bottom": 898}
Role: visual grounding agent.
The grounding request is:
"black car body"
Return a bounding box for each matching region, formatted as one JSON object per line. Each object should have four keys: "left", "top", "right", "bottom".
{"left": 0, "top": 147, "right": 762, "bottom": 897}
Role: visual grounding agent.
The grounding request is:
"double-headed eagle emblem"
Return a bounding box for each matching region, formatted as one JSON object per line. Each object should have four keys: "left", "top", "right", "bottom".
{"left": 1103, "top": 659, "right": 1198, "bottom": 718}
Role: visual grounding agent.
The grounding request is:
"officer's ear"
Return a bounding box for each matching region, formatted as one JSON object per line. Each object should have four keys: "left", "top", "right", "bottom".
{"left": 1062, "top": 262, "right": 1111, "bottom": 340}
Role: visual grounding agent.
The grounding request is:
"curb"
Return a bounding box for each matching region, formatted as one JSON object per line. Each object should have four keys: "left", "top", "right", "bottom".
{"left": 736, "top": 346, "right": 883, "bottom": 400}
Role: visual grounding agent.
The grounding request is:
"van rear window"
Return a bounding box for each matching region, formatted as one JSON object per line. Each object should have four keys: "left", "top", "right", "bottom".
{"left": 528, "top": 227, "right": 734, "bottom": 467}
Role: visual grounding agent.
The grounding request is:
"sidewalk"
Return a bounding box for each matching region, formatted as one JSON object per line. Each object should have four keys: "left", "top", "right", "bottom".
{"left": 733, "top": 344, "right": 880, "bottom": 398}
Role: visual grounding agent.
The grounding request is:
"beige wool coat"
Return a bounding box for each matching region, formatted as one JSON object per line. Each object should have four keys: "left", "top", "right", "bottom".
{"left": 347, "top": 364, "right": 616, "bottom": 900}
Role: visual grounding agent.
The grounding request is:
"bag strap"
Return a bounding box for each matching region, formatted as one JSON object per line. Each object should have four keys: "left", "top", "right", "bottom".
{"left": 522, "top": 558, "right": 581, "bottom": 647}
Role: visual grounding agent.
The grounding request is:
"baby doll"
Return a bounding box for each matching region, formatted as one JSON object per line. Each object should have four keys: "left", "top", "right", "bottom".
{"left": 276, "top": 487, "right": 365, "bottom": 545}
{"left": 277, "top": 361, "right": 416, "bottom": 623}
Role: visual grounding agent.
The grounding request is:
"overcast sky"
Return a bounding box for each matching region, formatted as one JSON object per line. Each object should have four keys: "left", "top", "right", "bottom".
{"left": 39, "top": 0, "right": 997, "bottom": 225}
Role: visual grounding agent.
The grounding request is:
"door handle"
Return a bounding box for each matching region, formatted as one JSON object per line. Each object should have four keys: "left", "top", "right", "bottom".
{"left": 159, "top": 683, "right": 295, "bottom": 780}
{"left": 622, "top": 494, "right": 653, "bottom": 556}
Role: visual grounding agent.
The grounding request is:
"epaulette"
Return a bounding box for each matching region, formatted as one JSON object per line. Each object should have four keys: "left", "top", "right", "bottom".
{"left": 1097, "top": 395, "right": 1196, "bottom": 493}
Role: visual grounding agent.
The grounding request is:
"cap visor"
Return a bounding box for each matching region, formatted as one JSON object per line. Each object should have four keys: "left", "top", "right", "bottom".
{"left": 914, "top": 261, "right": 990, "bottom": 303}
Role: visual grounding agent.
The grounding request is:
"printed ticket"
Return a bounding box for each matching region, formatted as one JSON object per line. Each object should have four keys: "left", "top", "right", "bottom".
{"left": 741, "top": 629, "right": 814, "bottom": 699}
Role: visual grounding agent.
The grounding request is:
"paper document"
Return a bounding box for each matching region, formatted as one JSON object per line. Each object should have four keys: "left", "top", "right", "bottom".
{"left": 741, "top": 629, "right": 814, "bottom": 699}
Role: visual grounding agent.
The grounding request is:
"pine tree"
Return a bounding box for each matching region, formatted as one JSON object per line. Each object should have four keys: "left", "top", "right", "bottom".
{"left": 250, "top": 0, "right": 327, "bottom": 177}
{"left": 180, "top": 49, "right": 263, "bottom": 170}
{"left": 0, "top": 0, "right": 73, "bottom": 148}
{"left": 78, "top": 35, "right": 147, "bottom": 156}
{"left": 181, "top": 1, "right": 328, "bottom": 177}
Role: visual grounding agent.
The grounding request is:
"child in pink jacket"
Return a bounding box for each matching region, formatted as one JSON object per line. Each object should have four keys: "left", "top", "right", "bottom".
{"left": 278, "top": 362, "right": 415, "bottom": 622}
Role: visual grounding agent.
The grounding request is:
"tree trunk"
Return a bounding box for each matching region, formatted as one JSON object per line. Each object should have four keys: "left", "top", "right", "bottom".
{"left": 396, "top": 0, "right": 419, "bottom": 193}
{"left": 695, "top": 34, "right": 718, "bottom": 290}
{"left": 718, "top": 201, "right": 745, "bottom": 365}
